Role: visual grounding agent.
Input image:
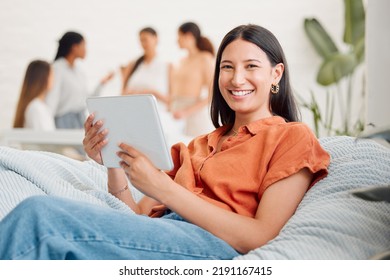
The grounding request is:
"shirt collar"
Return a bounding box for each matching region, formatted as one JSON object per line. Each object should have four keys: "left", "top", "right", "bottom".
{"left": 207, "top": 116, "right": 286, "bottom": 149}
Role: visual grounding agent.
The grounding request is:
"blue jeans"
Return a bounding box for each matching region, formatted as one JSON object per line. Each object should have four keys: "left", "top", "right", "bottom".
{"left": 55, "top": 111, "right": 85, "bottom": 129}
{"left": 0, "top": 196, "right": 239, "bottom": 260}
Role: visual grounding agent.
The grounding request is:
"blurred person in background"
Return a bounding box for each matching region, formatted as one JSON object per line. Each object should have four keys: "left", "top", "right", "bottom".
{"left": 169, "top": 22, "right": 215, "bottom": 137}
{"left": 46, "top": 31, "right": 113, "bottom": 129}
{"left": 13, "top": 60, "right": 55, "bottom": 130}
{"left": 122, "top": 27, "right": 170, "bottom": 106}
{"left": 121, "top": 27, "right": 181, "bottom": 142}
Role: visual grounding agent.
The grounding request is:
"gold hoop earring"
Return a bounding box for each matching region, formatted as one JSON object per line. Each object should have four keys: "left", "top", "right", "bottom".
{"left": 271, "top": 84, "right": 279, "bottom": 94}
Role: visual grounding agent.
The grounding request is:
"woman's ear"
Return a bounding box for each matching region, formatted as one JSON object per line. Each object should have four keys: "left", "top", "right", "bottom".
{"left": 273, "top": 63, "right": 284, "bottom": 84}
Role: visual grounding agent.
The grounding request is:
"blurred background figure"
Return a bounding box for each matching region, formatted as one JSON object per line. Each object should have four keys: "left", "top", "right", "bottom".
{"left": 46, "top": 31, "right": 113, "bottom": 129}
{"left": 169, "top": 22, "right": 215, "bottom": 137}
{"left": 122, "top": 27, "right": 170, "bottom": 105}
{"left": 13, "top": 60, "right": 55, "bottom": 130}
{"left": 121, "top": 27, "right": 181, "bottom": 143}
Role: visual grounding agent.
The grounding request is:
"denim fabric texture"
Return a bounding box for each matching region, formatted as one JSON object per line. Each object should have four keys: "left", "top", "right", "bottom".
{"left": 0, "top": 196, "right": 239, "bottom": 260}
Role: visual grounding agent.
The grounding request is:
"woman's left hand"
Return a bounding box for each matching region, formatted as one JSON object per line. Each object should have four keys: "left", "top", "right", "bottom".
{"left": 117, "top": 143, "right": 171, "bottom": 200}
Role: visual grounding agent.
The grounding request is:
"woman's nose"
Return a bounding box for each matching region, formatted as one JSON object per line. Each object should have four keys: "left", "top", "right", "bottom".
{"left": 231, "top": 69, "right": 245, "bottom": 86}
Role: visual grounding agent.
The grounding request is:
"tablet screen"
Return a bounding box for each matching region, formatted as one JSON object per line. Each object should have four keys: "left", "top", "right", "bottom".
{"left": 86, "top": 95, "right": 173, "bottom": 171}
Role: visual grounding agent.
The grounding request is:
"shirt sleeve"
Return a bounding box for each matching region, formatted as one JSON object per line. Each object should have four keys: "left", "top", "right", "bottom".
{"left": 165, "top": 141, "right": 196, "bottom": 190}
{"left": 260, "top": 124, "right": 330, "bottom": 197}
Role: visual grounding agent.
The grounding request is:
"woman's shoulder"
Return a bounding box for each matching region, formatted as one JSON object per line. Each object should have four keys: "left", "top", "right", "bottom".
{"left": 25, "top": 98, "right": 50, "bottom": 114}
{"left": 24, "top": 98, "right": 55, "bottom": 130}
{"left": 282, "top": 120, "right": 312, "bottom": 132}
{"left": 249, "top": 116, "right": 311, "bottom": 133}
{"left": 152, "top": 55, "right": 169, "bottom": 64}
{"left": 52, "top": 59, "right": 64, "bottom": 71}
{"left": 277, "top": 120, "right": 316, "bottom": 140}
{"left": 250, "top": 117, "right": 317, "bottom": 145}
{"left": 198, "top": 51, "right": 214, "bottom": 63}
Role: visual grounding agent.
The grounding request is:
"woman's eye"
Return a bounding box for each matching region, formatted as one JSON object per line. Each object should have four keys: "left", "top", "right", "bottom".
{"left": 220, "top": 65, "right": 232, "bottom": 69}
{"left": 247, "top": 64, "right": 258, "bottom": 69}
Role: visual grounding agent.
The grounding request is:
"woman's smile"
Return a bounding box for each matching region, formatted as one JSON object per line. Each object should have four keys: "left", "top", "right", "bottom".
{"left": 229, "top": 90, "right": 254, "bottom": 96}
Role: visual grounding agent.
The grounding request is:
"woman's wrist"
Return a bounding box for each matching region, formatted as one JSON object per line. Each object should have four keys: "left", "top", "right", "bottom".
{"left": 107, "top": 168, "right": 128, "bottom": 192}
{"left": 108, "top": 183, "right": 129, "bottom": 196}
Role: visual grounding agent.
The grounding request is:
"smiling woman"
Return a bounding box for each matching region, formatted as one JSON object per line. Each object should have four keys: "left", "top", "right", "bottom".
{"left": 0, "top": 24, "right": 330, "bottom": 260}
{"left": 211, "top": 25, "right": 299, "bottom": 129}
{"left": 218, "top": 39, "right": 284, "bottom": 127}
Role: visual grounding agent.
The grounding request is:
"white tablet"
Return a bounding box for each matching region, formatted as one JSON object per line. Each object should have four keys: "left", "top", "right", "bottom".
{"left": 86, "top": 95, "right": 173, "bottom": 171}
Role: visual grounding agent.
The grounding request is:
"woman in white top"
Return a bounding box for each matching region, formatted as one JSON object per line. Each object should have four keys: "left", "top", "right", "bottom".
{"left": 46, "top": 31, "right": 113, "bottom": 129}
{"left": 122, "top": 27, "right": 170, "bottom": 104}
{"left": 122, "top": 27, "right": 183, "bottom": 143}
{"left": 14, "top": 60, "right": 55, "bottom": 130}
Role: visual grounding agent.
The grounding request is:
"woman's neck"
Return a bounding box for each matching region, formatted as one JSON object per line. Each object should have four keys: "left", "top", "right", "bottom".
{"left": 37, "top": 92, "right": 47, "bottom": 101}
{"left": 187, "top": 45, "right": 200, "bottom": 57}
{"left": 65, "top": 55, "right": 76, "bottom": 67}
{"left": 144, "top": 50, "right": 156, "bottom": 63}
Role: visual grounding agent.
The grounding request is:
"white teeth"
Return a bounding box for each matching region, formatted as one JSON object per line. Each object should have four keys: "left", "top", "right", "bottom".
{"left": 230, "top": 90, "right": 253, "bottom": 96}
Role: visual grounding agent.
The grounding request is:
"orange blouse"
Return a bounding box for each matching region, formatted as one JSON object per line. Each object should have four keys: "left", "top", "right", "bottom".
{"left": 150, "top": 116, "right": 330, "bottom": 218}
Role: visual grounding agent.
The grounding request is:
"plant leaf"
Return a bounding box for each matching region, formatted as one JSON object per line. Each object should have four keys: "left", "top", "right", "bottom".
{"left": 317, "top": 53, "right": 357, "bottom": 86}
{"left": 354, "top": 36, "right": 365, "bottom": 64}
{"left": 304, "top": 18, "right": 339, "bottom": 59}
{"left": 344, "top": 0, "right": 365, "bottom": 46}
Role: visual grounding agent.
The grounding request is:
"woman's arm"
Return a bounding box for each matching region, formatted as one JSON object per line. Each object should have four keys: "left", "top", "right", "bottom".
{"left": 118, "top": 143, "right": 312, "bottom": 254}
{"left": 83, "top": 114, "right": 160, "bottom": 214}
{"left": 163, "top": 168, "right": 311, "bottom": 254}
{"left": 107, "top": 168, "right": 160, "bottom": 214}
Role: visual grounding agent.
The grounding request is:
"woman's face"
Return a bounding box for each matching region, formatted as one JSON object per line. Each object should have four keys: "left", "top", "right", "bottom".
{"left": 72, "top": 40, "right": 86, "bottom": 59}
{"left": 177, "top": 31, "right": 186, "bottom": 49}
{"left": 139, "top": 32, "right": 158, "bottom": 53}
{"left": 218, "top": 39, "right": 283, "bottom": 121}
{"left": 177, "top": 31, "right": 194, "bottom": 50}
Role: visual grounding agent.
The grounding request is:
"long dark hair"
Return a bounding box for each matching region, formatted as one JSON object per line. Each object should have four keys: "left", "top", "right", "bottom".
{"left": 179, "top": 22, "right": 214, "bottom": 55}
{"left": 123, "top": 27, "right": 157, "bottom": 89}
{"left": 14, "top": 60, "right": 51, "bottom": 128}
{"left": 210, "top": 24, "right": 300, "bottom": 128}
{"left": 54, "top": 31, "right": 84, "bottom": 61}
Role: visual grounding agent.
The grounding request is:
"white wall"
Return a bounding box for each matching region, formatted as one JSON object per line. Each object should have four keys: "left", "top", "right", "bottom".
{"left": 0, "top": 0, "right": 345, "bottom": 131}
{"left": 366, "top": 0, "right": 390, "bottom": 129}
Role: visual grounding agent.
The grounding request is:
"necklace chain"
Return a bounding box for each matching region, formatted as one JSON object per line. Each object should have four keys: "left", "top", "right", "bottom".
{"left": 231, "top": 128, "right": 238, "bottom": 136}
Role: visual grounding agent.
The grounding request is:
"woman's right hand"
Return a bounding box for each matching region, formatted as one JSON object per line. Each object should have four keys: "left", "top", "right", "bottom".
{"left": 83, "top": 114, "right": 108, "bottom": 164}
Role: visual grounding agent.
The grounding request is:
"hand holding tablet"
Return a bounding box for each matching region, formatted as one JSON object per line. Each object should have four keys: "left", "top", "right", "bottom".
{"left": 86, "top": 95, "right": 174, "bottom": 171}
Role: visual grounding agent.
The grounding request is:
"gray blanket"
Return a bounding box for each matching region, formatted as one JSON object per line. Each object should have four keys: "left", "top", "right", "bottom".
{"left": 0, "top": 147, "right": 135, "bottom": 220}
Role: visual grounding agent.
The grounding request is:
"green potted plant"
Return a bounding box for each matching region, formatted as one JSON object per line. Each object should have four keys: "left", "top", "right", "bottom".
{"left": 301, "top": 0, "right": 365, "bottom": 136}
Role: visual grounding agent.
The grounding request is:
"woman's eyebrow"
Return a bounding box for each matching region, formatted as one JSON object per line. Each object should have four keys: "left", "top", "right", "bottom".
{"left": 220, "top": 59, "right": 262, "bottom": 64}
{"left": 220, "top": 59, "right": 232, "bottom": 64}
{"left": 244, "top": 59, "right": 262, "bottom": 63}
